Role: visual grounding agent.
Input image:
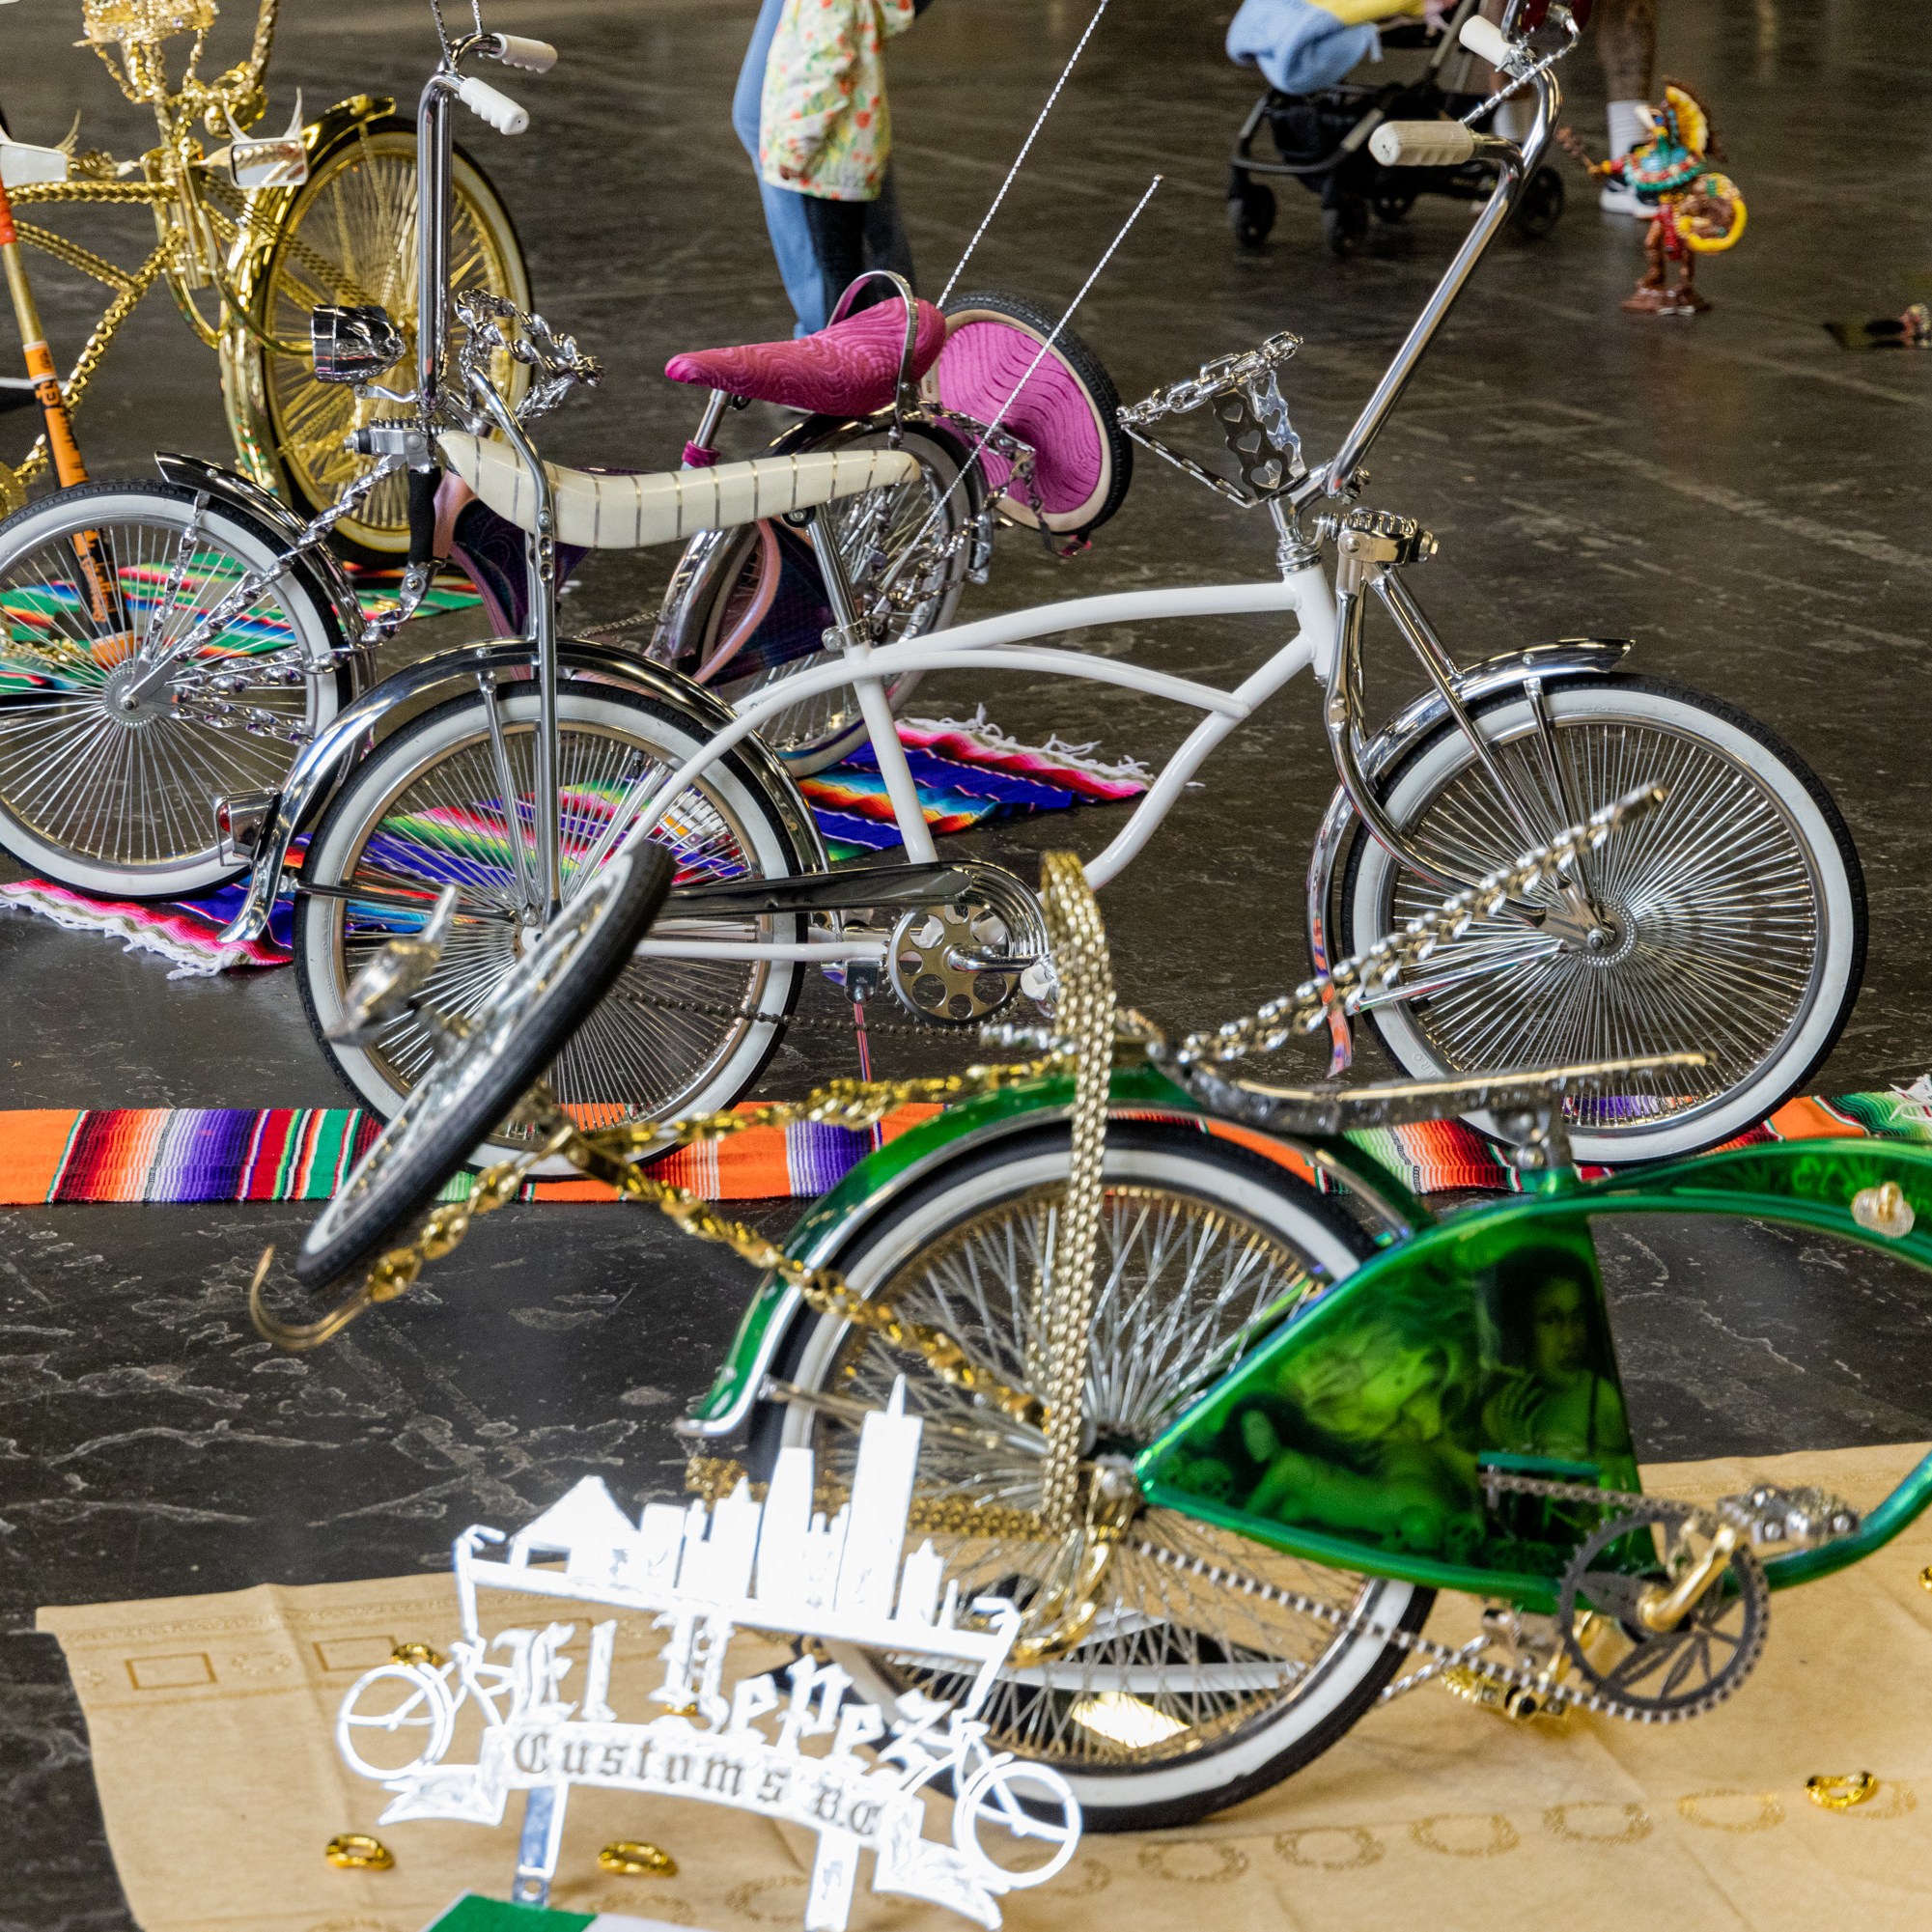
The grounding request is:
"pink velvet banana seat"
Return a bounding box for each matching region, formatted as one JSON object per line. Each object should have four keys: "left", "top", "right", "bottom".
{"left": 663, "top": 297, "right": 948, "bottom": 419}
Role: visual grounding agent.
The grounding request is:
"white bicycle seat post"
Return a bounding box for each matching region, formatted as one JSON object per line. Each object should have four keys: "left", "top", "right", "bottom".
{"left": 815, "top": 515, "right": 938, "bottom": 865}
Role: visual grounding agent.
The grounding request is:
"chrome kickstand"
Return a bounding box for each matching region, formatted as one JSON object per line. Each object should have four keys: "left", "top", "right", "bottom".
{"left": 511, "top": 1781, "right": 569, "bottom": 1906}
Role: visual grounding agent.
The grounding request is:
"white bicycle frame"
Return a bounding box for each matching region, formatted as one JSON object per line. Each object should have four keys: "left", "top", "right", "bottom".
{"left": 586, "top": 8, "right": 1583, "bottom": 982}
{"left": 608, "top": 571, "right": 1334, "bottom": 967}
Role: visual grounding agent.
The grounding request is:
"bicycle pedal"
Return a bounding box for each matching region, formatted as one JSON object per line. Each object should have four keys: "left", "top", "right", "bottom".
{"left": 1714, "top": 1484, "right": 1860, "bottom": 1550}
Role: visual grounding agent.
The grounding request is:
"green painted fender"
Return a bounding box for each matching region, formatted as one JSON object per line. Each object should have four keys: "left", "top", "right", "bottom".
{"left": 681, "top": 1062, "right": 1427, "bottom": 1439}
{"left": 1134, "top": 1136, "right": 1932, "bottom": 1613}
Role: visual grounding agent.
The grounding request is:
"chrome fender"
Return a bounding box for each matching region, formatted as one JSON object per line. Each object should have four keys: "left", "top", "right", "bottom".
{"left": 215, "top": 637, "right": 826, "bottom": 943}
{"left": 1305, "top": 638, "right": 1632, "bottom": 1070}
{"left": 154, "top": 451, "right": 370, "bottom": 656}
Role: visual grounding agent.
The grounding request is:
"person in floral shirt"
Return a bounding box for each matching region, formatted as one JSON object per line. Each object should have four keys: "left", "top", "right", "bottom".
{"left": 757, "top": 0, "right": 929, "bottom": 325}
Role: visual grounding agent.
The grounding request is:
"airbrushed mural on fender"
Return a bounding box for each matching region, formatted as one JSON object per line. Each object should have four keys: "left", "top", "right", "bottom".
{"left": 335, "top": 1386, "right": 1079, "bottom": 1925}
{"left": 1143, "top": 1213, "right": 1637, "bottom": 1576}
{"left": 1135, "top": 1139, "right": 1932, "bottom": 1607}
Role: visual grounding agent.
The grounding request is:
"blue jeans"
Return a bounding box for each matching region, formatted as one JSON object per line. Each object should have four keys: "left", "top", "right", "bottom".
{"left": 735, "top": 0, "right": 917, "bottom": 337}
{"left": 735, "top": 0, "right": 826, "bottom": 334}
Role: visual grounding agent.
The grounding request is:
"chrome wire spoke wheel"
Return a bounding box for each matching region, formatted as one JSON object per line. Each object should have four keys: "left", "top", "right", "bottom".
{"left": 1343, "top": 677, "right": 1862, "bottom": 1163}
{"left": 0, "top": 485, "right": 339, "bottom": 896}
{"left": 295, "top": 685, "right": 804, "bottom": 1166}
{"left": 298, "top": 844, "right": 673, "bottom": 1290}
{"left": 763, "top": 1125, "right": 1430, "bottom": 1828}
{"left": 713, "top": 422, "right": 973, "bottom": 773}
{"left": 258, "top": 121, "right": 527, "bottom": 562}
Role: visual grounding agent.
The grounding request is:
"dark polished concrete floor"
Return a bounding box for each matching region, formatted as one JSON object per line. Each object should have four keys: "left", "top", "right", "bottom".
{"left": 3, "top": 1, "right": 1931, "bottom": 1924}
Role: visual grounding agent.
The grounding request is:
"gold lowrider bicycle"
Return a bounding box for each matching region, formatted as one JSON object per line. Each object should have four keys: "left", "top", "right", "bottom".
{"left": 0, "top": 0, "right": 528, "bottom": 561}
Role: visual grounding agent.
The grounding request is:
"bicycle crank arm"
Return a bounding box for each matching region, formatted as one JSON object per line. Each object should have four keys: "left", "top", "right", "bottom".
{"left": 666, "top": 859, "right": 980, "bottom": 919}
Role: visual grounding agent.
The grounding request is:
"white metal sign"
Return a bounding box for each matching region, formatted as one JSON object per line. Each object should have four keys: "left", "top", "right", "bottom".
{"left": 337, "top": 1386, "right": 1078, "bottom": 1925}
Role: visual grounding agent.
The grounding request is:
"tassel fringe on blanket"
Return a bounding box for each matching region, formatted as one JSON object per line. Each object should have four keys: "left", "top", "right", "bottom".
{"left": 0, "top": 713, "right": 1148, "bottom": 975}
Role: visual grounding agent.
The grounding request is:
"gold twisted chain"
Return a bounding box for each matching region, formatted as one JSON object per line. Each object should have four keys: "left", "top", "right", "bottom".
{"left": 248, "top": 1048, "right": 1078, "bottom": 1428}
{"left": 1035, "top": 852, "right": 1112, "bottom": 1534}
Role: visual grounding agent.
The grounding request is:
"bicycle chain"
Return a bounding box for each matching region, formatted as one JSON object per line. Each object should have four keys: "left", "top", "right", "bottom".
{"left": 1130, "top": 1471, "right": 1732, "bottom": 1729}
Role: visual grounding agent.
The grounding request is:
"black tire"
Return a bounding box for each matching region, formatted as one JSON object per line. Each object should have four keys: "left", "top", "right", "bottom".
{"left": 1322, "top": 198, "right": 1370, "bottom": 258}
{"left": 937, "top": 289, "right": 1134, "bottom": 541}
{"left": 295, "top": 844, "right": 673, "bottom": 1292}
{"left": 1227, "top": 182, "right": 1277, "bottom": 250}
{"left": 1334, "top": 673, "right": 1867, "bottom": 1164}
{"left": 746, "top": 1117, "right": 1435, "bottom": 1832}
{"left": 1514, "top": 164, "right": 1566, "bottom": 238}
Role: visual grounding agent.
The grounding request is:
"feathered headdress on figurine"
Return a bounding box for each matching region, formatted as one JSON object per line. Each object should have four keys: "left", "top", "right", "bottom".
{"left": 1555, "top": 78, "right": 1745, "bottom": 317}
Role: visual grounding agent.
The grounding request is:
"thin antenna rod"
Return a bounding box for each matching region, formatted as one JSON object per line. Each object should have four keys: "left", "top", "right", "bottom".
{"left": 893, "top": 175, "right": 1162, "bottom": 585}
{"left": 938, "top": 0, "right": 1113, "bottom": 306}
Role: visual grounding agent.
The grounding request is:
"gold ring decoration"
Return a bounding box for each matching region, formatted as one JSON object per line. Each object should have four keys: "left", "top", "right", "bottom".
{"left": 390, "top": 1641, "right": 445, "bottom": 1668}
{"left": 1136, "top": 1840, "right": 1247, "bottom": 1883}
{"left": 1918, "top": 1564, "right": 1932, "bottom": 1592}
{"left": 1676, "top": 1790, "right": 1783, "bottom": 1834}
{"left": 1806, "top": 1773, "right": 1879, "bottom": 1811}
{"left": 599, "top": 1842, "right": 678, "bottom": 1877}
{"left": 1274, "top": 1825, "right": 1385, "bottom": 1871}
{"left": 323, "top": 1833, "right": 393, "bottom": 1869}
{"left": 1542, "top": 1802, "right": 1652, "bottom": 1846}
{"left": 1408, "top": 1812, "right": 1522, "bottom": 1859}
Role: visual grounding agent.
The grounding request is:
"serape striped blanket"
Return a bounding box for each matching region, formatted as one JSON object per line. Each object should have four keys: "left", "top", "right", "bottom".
{"left": 0, "top": 562, "right": 482, "bottom": 696}
{"left": 0, "top": 710, "right": 1150, "bottom": 976}
{"left": 2, "top": 1088, "right": 1922, "bottom": 1208}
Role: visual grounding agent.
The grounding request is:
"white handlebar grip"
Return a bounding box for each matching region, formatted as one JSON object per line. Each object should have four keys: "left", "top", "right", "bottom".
{"left": 1368, "top": 121, "right": 1479, "bottom": 168}
{"left": 457, "top": 74, "right": 529, "bottom": 135}
{"left": 493, "top": 35, "right": 558, "bottom": 72}
{"left": 1458, "top": 14, "right": 1513, "bottom": 66}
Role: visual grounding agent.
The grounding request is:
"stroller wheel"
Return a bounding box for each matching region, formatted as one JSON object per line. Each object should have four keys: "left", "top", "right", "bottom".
{"left": 1372, "top": 191, "right": 1416, "bottom": 225}
{"left": 1228, "top": 182, "right": 1277, "bottom": 251}
{"left": 1513, "top": 164, "right": 1566, "bottom": 238}
{"left": 1323, "top": 198, "right": 1369, "bottom": 259}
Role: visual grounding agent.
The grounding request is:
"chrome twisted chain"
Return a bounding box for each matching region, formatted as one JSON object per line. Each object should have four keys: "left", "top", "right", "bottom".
{"left": 1165, "top": 783, "right": 1665, "bottom": 1072}
{"left": 1115, "top": 332, "right": 1303, "bottom": 509}
{"left": 1117, "top": 331, "right": 1302, "bottom": 427}
{"left": 453, "top": 289, "right": 602, "bottom": 427}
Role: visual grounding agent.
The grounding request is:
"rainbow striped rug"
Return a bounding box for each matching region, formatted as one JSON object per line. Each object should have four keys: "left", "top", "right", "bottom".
{"left": 0, "top": 710, "right": 1149, "bottom": 976}
{"left": 2, "top": 1089, "right": 1922, "bottom": 1208}
{"left": 0, "top": 1103, "right": 946, "bottom": 1207}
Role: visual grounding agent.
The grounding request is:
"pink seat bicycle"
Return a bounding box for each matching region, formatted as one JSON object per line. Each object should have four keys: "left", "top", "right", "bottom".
{"left": 439, "top": 273, "right": 1134, "bottom": 774}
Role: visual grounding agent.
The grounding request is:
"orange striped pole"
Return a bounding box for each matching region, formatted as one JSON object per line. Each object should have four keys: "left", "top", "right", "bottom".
{"left": 0, "top": 166, "right": 121, "bottom": 628}
{"left": 0, "top": 168, "right": 89, "bottom": 487}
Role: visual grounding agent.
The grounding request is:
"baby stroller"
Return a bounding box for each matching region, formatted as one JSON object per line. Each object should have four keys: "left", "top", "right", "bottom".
{"left": 1226, "top": 0, "right": 1567, "bottom": 257}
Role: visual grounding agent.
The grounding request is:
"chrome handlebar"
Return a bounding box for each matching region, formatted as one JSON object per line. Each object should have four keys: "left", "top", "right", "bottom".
{"left": 1119, "top": 4, "right": 1581, "bottom": 517}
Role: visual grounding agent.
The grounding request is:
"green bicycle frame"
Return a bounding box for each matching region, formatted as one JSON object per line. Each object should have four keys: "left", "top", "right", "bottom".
{"left": 1138, "top": 1137, "right": 1932, "bottom": 1612}
{"left": 699, "top": 1068, "right": 1932, "bottom": 1618}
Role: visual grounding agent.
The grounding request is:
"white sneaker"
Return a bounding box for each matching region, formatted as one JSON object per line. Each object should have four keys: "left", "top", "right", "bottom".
{"left": 1599, "top": 181, "right": 1648, "bottom": 217}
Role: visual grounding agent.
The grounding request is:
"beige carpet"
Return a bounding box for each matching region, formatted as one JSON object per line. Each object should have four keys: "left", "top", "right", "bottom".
{"left": 39, "top": 1442, "right": 1932, "bottom": 1932}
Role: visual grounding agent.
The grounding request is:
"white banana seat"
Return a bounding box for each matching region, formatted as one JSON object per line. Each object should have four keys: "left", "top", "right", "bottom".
{"left": 435, "top": 433, "right": 921, "bottom": 551}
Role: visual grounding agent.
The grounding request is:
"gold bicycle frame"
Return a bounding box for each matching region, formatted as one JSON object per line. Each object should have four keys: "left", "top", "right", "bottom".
{"left": 0, "top": 0, "right": 392, "bottom": 495}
